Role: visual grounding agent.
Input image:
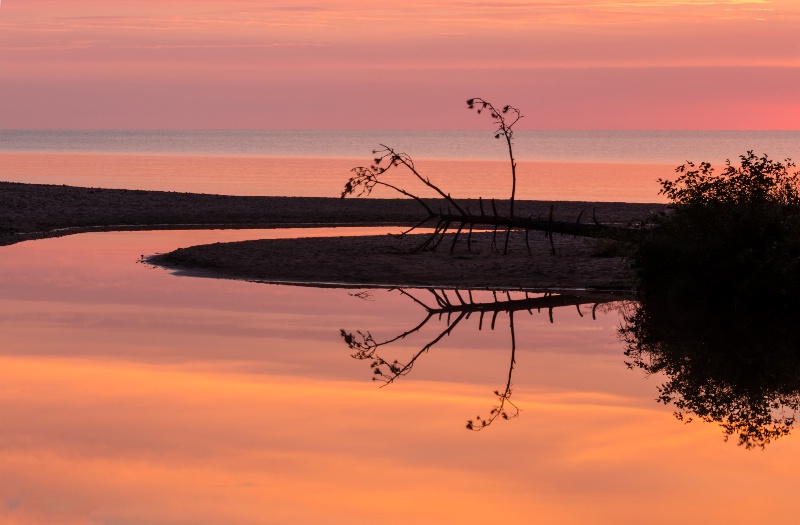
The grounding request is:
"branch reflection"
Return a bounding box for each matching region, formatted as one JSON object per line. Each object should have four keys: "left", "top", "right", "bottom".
{"left": 342, "top": 288, "right": 620, "bottom": 431}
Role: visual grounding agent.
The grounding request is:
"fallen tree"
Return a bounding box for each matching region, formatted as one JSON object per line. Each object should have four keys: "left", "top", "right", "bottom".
{"left": 342, "top": 98, "right": 639, "bottom": 254}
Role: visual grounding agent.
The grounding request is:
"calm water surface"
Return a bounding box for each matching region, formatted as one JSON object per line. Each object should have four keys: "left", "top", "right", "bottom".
{"left": 3, "top": 130, "right": 799, "bottom": 163}
{"left": 3, "top": 130, "right": 798, "bottom": 202}
{"left": 3, "top": 131, "right": 800, "bottom": 522}
{"left": 2, "top": 230, "right": 800, "bottom": 524}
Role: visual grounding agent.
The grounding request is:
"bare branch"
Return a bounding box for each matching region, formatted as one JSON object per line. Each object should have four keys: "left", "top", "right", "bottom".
{"left": 467, "top": 98, "right": 523, "bottom": 217}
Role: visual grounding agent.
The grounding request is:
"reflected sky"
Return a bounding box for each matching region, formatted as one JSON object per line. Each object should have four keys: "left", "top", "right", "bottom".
{"left": 2, "top": 230, "right": 800, "bottom": 524}
{"left": 0, "top": 152, "right": 669, "bottom": 202}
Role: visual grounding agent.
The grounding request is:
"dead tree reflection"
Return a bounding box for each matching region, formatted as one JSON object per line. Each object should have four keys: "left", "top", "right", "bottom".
{"left": 342, "top": 288, "right": 620, "bottom": 431}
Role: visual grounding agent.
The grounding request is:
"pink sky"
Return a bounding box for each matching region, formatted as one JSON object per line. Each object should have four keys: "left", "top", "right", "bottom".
{"left": 1, "top": 0, "right": 798, "bottom": 129}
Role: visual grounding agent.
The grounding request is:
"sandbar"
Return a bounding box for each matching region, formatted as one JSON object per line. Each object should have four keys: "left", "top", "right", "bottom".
{"left": 1, "top": 181, "right": 664, "bottom": 290}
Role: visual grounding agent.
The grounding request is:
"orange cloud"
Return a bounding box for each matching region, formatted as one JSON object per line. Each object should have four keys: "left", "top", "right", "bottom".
{"left": 1, "top": 0, "right": 798, "bottom": 128}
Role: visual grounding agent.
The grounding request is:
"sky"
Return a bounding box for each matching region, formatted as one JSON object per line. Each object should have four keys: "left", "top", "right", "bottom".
{"left": 1, "top": 0, "right": 799, "bottom": 129}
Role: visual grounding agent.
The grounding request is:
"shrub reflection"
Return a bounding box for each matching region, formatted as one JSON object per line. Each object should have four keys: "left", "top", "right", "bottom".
{"left": 621, "top": 295, "right": 800, "bottom": 449}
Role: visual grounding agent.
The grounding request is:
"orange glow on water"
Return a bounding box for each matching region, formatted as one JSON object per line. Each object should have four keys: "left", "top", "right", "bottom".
{"left": 2, "top": 352, "right": 799, "bottom": 524}
{"left": 2, "top": 231, "right": 800, "bottom": 523}
{"left": 0, "top": 152, "right": 668, "bottom": 202}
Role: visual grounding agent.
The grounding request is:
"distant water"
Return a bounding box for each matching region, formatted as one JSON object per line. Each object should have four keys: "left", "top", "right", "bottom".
{"left": 2, "top": 130, "right": 798, "bottom": 201}
{"left": 2, "top": 129, "right": 799, "bottom": 163}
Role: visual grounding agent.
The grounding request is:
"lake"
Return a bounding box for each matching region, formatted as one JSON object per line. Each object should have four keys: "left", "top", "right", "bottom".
{"left": 3, "top": 130, "right": 800, "bottom": 202}
{"left": 2, "top": 131, "right": 800, "bottom": 523}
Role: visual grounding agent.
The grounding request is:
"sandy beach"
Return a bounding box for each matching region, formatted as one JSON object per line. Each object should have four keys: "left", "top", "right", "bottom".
{"left": 1, "top": 181, "right": 664, "bottom": 289}
{"left": 148, "top": 231, "right": 637, "bottom": 291}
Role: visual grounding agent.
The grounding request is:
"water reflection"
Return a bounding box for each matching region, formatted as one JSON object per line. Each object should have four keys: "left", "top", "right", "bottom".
{"left": 620, "top": 294, "right": 800, "bottom": 449}
{"left": 344, "top": 286, "right": 800, "bottom": 447}
{"left": 342, "top": 288, "right": 623, "bottom": 430}
{"left": 7, "top": 231, "right": 800, "bottom": 522}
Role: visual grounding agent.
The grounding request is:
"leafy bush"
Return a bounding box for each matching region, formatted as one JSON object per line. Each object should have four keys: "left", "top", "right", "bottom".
{"left": 624, "top": 151, "right": 800, "bottom": 447}
{"left": 633, "top": 151, "right": 800, "bottom": 305}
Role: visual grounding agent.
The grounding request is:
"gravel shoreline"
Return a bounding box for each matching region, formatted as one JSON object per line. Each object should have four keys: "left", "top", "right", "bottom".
{"left": 148, "top": 231, "right": 637, "bottom": 291}
{"left": 1, "top": 181, "right": 664, "bottom": 290}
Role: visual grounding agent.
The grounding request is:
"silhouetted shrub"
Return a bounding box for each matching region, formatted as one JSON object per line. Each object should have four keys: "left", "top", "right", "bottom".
{"left": 633, "top": 151, "right": 800, "bottom": 306}
{"left": 624, "top": 151, "right": 800, "bottom": 448}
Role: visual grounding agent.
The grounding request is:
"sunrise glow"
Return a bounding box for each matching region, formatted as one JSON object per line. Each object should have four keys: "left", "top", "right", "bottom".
{"left": 1, "top": 0, "right": 798, "bottom": 129}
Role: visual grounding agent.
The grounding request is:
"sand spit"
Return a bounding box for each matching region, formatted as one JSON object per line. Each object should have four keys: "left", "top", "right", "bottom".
{"left": 1, "top": 181, "right": 664, "bottom": 289}
{"left": 0, "top": 181, "right": 423, "bottom": 245}
{"left": 149, "top": 231, "right": 636, "bottom": 291}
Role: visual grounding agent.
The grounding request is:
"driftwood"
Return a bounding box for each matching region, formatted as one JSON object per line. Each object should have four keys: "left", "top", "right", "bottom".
{"left": 343, "top": 99, "right": 640, "bottom": 255}
{"left": 412, "top": 207, "right": 640, "bottom": 254}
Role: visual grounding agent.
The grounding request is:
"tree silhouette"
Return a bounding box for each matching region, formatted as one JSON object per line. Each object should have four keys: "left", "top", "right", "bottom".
{"left": 633, "top": 151, "right": 800, "bottom": 305}
{"left": 342, "top": 99, "right": 638, "bottom": 255}
{"left": 466, "top": 98, "right": 522, "bottom": 218}
{"left": 624, "top": 151, "right": 800, "bottom": 448}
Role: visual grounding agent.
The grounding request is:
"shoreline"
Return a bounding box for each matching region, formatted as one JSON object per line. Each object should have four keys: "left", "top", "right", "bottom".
{"left": 148, "top": 231, "right": 638, "bottom": 291}
{"left": 0, "top": 181, "right": 664, "bottom": 242}
{"left": 0, "top": 181, "right": 428, "bottom": 246}
{"left": 2, "top": 181, "right": 663, "bottom": 290}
